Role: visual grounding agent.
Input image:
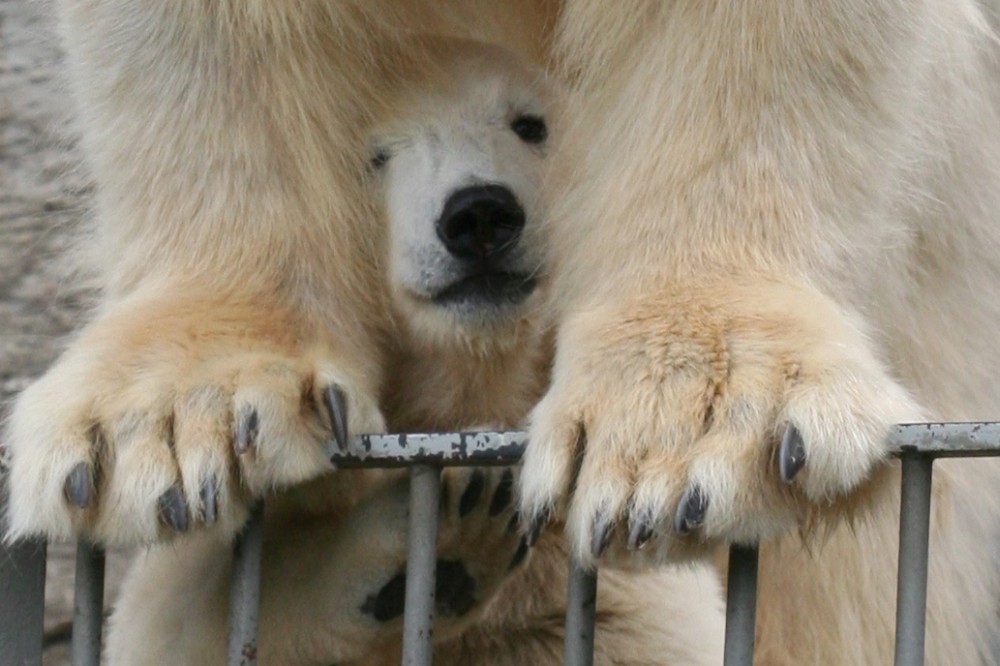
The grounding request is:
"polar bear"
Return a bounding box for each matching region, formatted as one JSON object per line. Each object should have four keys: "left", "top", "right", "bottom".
{"left": 8, "top": 1, "right": 1000, "bottom": 664}
{"left": 102, "top": 38, "right": 725, "bottom": 665}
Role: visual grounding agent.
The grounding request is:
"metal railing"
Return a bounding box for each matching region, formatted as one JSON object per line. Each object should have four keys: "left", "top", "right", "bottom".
{"left": 1, "top": 422, "right": 998, "bottom": 666}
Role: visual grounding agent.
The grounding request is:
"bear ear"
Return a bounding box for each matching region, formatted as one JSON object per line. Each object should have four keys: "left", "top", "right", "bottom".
{"left": 510, "top": 114, "right": 547, "bottom": 144}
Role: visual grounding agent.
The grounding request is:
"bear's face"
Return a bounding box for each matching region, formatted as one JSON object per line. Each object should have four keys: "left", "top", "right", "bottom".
{"left": 370, "top": 46, "right": 554, "bottom": 343}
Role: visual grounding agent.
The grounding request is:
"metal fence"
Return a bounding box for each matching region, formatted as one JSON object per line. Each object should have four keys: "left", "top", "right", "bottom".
{"left": 1, "top": 422, "right": 998, "bottom": 666}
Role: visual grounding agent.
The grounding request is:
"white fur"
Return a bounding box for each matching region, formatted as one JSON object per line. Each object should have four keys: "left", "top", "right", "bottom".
{"left": 372, "top": 40, "right": 553, "bottom": 343}
{"left": 517, "top": 1, "right": 1000, "bottom": 663}
{"left": 92, "top": 35, "right": 725, "bottom": 665}
{"left": 9, "top": 0, "right": 1000, "bottom": 663}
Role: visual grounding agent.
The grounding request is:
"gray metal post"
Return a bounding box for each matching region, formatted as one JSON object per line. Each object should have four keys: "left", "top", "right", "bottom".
{"left": 563, "top": 558, "right": 597, "bottom": 666}
{"left": 402, "top": 465, "right": 442, "bottom": 666}
{"left": 228, "top": 504, "right": 265, "bottom": 666}
{"left": 723, "top": 545, "right": 759, "bottom": 666}
{"left": 70, "top": 540, "right": 106, "bottom": 666}
{"left": 894, "top": 455, "right": 934, "bottom": 666}
{"left": 0, "top": 537, "right": 46, "bottom": 666}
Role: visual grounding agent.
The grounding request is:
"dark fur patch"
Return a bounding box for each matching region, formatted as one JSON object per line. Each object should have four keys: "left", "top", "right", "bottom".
{"left": 435, "top": 560, "right": 477, "bottom": 617}
{"left": 360, "top": 572, "right": 407, "bottom": 622}
{"left": 361, "top": 560, "right": 478, "bottom": 623}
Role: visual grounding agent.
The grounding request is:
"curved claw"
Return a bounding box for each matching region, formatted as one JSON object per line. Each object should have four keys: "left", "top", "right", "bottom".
{"left": 673, "top": 486, "right": 708, "bottom": 534}
{"left": 234, "top": 407, "right": 259, "bottom": 454}
{"left": 200, "top": 475, "right": 218, "bottom": 525}
{"left": 590, "top": 511, "right": 615, "bottom": 558}
{"left": 627, "top": 509, "right": 654, "bottom": 550}
{"left": 63, "top": 462, "right": 92, "bottom": 509}
{"left": 523, "top": 506, "right": 550, "bottom": 547}
{"left": 488, "top": 469, "right": 514, "bottom": 517}
{"left": 506, "top": 513, "right": 519, "bottom": 534}
{"left": 157, "top": 485, "right": 189, "bottom": 533}
{"left": 459, "top": 470, "right": 486, "bottom": 517}
{"left": 508, "top": 537, "right": 530, "bottom": 570}
{"left": 779, "top": 423, "right": 806, "bottom": 484}
{"left": 322, "top": 385, "right": 349, "bottom": 452}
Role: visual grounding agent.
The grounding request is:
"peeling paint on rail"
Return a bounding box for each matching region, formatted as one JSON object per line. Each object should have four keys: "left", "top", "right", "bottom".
{"left": 328, "top": 423, "right": 1000, "bottom": 468}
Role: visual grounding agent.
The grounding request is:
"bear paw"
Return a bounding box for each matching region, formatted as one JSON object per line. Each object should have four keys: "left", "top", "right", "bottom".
{"left": 517, "top": 279, "right": 922, "bottom": 566}
{"left": 3, "top": 297, "right": 385, "bottom": 547}
{"left": 360, "top": 466, "right": 528, "bottom": 625}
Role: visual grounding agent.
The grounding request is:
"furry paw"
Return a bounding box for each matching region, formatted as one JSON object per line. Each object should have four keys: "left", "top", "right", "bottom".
{"left": 360, "top": 467, "right": 528, "bottom": 624}
{"left": 518, "top": 280, "right": 921, "bottom": 565}
{"left": 4, "top": 296, "right": 385, "bottom": 546}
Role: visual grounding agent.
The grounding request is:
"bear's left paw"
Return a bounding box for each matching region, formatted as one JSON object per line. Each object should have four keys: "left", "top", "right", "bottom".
{"left": 517, "top": 280, "right": 922, "bottom": 566}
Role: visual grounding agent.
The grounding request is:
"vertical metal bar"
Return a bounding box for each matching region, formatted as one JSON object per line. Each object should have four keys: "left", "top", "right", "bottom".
{"left": 0, "top": 537, "right": 46, "bottom": 666}
{"left": 894, "top": 455, "right": 934, "bottom": 666}
{"left": 723, "top": 545, "right": 759, "bottom": 666}
{"left": 563, "top": 558, "right": 597, "bottom": 666}
{"left": 402, "top": 465, "right": 442, "bottom": 666}
{"left": 70, "top": 540, "right": 106, "bottom": 666}
{"left": 228, "top": 504, "right": 265, "bottom": 666}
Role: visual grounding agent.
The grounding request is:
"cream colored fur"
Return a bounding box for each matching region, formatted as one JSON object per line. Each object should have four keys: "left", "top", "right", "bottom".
{"left": 517, "top": 1, "right": 1000, "bottom": 663}
{"left": 24, "top": 25, "right": 724, "bottom": 666}
{"left": 6, "top": 0, "right": 1000, "bottom": 664}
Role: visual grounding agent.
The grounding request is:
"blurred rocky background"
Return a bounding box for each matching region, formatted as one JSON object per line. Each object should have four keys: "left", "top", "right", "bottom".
{"left": 2, "top": 1, "right": 131, "bottom": 662}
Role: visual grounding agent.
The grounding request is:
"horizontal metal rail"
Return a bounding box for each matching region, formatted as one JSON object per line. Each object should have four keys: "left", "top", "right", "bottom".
{"left": 330, "top": 422, "right": 1000, "bottom": 468}
{"left": 2, "top": 421, "right": 998, "bottom": 666}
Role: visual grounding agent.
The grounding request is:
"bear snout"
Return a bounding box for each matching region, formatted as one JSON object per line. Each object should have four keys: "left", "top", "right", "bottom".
{"left": 436, "top": 184, "right": 525, "bottom": 263}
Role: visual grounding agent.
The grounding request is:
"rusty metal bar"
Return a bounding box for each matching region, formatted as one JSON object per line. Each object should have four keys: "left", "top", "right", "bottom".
{"left": 563, "top": 558, "right": 597, "bottom": 666}
{"left": 331, "top": 432, "right": 527, "bottom": 467}
{"left": 894, "top": 455, "right": 934, "bottom": 666}
{"left": 888, "top": 422, "right": 1000, "bottom": 457}
{"left": 402, "top": 465, "right": 442, "bottom": 666}
{"left": 327, "top": 423, "right": 1000, "bottom": 468}
{"left": 70, "top": 540, "right": 105, "bottom": 666}
{"left": 228, "top": 504, "right": 265, "bottom": 666}
{"left": 723, "top": 545, "right": 759, "bottom": 666}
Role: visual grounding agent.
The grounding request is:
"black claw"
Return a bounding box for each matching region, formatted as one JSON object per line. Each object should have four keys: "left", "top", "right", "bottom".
{"left": 590, "top": 512, "right": 615, "bottom": 558}
{"left": 200, "top": 475, "right": 218, "bottom": 525}
{"left": 506, "top": 513, "right": 520, "bottom": 534}
{"left": 322, "top": 385, "right": 349, "bottom": 452}
{"left": 508, "top": 537, "right": 530, "bottom": 570}
{"left": 627, "top": 509, "right": 654, "bottom": 550}
{"left": 157, "top": 485, "right": 189, "bottom": 533}
{"left": 459, "top": 470, "right": 486, "bottom": 517}
{"left": 234, "top": 407, "right": 259, "bottom": 454}
{"left": 524, "top": 507, "right": 550, "bottom": 547}
{"left": 673, "top": 486, "right": 708, "bottom": 534}
{"left": 779, "top": 424, "right": 807, "bottom": 483}
{"left": 488, "top": 469, "right": 514, "bottom": 516}
{"left": 63, "top": 462, "right": 92, "bottom": 509}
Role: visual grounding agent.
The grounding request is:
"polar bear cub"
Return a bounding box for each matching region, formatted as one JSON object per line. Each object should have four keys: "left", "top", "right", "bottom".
{"left": 374, "top": 39, "right": 550, "bottom": 341}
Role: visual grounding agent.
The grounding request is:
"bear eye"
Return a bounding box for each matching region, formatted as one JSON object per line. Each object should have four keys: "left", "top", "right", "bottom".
{"left": 510, "top": 114, "right": 547, "bottom": 144}
{"left": 370, "top": 148, "right": 390, "bottom": 170}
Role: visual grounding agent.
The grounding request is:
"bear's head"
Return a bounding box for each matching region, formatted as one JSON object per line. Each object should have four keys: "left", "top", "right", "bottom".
{"left": 369, "top": 39, "right": 556, "bottom": 346}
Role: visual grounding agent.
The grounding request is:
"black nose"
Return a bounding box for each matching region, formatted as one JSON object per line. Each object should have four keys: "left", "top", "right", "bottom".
{"left": 436, "top": 185, "right": 526, "bottom": 261}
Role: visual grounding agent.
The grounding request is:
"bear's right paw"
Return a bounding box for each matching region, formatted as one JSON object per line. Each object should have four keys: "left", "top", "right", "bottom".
{"left": 3, "top": 302, "right": 385, "bottom": 547}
